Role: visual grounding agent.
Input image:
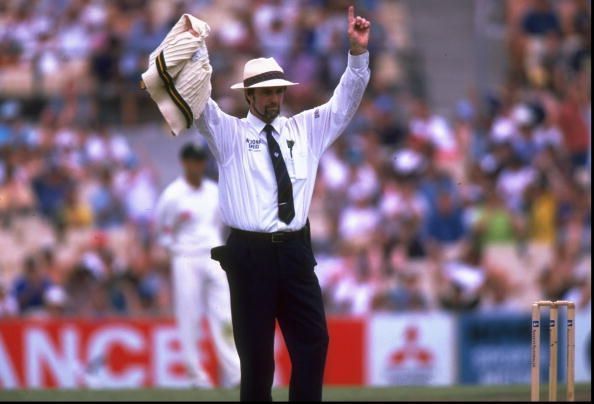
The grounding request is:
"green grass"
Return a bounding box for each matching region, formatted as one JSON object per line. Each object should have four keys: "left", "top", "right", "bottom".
{"left": 0, "top": 383, "right": 590, "bottom": 402}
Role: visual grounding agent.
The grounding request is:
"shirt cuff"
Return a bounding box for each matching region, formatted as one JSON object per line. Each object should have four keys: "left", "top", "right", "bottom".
{"left": 348, "top": 51, "right": 369, "bottom": 69}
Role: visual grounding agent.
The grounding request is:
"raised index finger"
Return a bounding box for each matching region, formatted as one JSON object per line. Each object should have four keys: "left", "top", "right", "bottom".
{"left": 348, "top": 5, "right": 355, "bottom": 24}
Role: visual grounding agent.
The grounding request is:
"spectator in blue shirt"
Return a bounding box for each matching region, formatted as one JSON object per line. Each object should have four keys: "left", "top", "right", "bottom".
{"left": 13, "top": 255, "right": 52, "bottom": 314}
{"left": 90, "top": 167, "right": 125, "bottom": 229}
{"left": 424, "top": 191, "right": 467, "bottom": 245}
{"left": 419, "top": 145, "right": 458, "bottom": 214}
{"left": 32, "top": 159, "right": 73, "bottom": 231}
{"left": 521, "top": 0, "right": 561, "bottom": 37}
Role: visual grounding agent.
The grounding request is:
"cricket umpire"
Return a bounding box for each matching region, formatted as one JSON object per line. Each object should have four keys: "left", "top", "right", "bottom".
{"left": 197, "top": 5, "right": 370, "bottom": 401}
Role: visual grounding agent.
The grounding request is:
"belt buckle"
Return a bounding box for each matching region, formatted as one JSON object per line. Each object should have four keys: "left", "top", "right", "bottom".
{"left": 271, "top": 233, "right": 285, "bottom": 243}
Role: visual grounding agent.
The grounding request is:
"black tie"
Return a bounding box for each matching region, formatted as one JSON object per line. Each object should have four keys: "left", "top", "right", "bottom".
{"left": 264, "top": 124, "right": 295, "bottom": 224}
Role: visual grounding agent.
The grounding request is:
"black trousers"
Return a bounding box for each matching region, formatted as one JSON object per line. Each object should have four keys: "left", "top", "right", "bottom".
{"left": 212, "top": 226, "right": 329, "bottom": 402}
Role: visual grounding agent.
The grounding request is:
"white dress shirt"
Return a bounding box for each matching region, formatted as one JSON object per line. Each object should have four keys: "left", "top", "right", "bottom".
{"left": 196, "top": 51, "right": 370, "bottom": 232}
{"left": 155, "top": 177, "right": 223, "bottom": 254}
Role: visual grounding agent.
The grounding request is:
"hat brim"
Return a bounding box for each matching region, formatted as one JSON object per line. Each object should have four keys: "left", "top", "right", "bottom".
{"left": 230, "top": 78, "right": 299, "bottom": 90}
{"left": 141, "top": 67, "right": 193, "bottom": 136}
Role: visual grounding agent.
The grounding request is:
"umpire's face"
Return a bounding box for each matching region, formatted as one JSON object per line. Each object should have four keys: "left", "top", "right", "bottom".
{"left": 247, "top": 86, "right": 286, "bottom": 123}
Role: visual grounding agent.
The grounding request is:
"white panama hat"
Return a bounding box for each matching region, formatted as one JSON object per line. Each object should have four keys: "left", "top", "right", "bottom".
{"left": 230, "top": 57, "right": 299, "bottom": 90}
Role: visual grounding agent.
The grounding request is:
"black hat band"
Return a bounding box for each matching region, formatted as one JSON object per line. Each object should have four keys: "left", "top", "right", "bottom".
{"left": 243, "top": 71, "right": 286, "bottom": 88}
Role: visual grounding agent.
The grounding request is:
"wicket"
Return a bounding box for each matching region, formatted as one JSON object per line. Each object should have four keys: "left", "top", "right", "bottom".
{"left": 531, "top": 300, "right": 575, "bottom": 402}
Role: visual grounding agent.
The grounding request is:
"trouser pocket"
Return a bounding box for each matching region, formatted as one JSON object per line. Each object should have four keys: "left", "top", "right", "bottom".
{"left": 211, "top": 245, "right": 230, "bottom": 272}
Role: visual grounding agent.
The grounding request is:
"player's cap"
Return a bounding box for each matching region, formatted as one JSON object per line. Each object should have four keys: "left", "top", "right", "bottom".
{"left": 180, "top": 141, "right": 208, "bottom": 160}
{"left": 231, "top": 57, "right": 298, "bottom": 90}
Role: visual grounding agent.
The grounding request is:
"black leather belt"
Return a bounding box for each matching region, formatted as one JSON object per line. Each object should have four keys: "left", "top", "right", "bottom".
{"left": 230, "top": 227, "right": 306, "bottom": 243}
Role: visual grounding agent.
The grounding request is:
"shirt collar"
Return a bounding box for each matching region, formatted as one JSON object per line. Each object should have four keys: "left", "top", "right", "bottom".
{"left": 181, "top": 176, "right": 202, "bottom": 191}
{"left": 246, "top": 110, "right": 282, "bottom": 135}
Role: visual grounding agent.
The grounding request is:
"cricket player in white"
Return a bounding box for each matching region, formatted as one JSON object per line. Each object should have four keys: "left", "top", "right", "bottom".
{"left": 155, "top": 142, "right": 240, "bottom": 388}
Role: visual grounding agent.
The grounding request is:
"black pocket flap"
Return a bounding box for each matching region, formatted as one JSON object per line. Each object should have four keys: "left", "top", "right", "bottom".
{"left": 211, "top": 245, "right": 227, "bottom": 262}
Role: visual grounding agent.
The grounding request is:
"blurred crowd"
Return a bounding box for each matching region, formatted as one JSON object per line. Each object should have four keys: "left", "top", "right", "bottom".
{"left": 0, "top": 0, "right": 591, "bottom": 318}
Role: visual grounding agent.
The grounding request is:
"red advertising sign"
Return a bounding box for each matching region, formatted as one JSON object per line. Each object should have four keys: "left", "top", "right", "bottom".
{"left": 0, "top": 317, "right": 364, "bottom": 389}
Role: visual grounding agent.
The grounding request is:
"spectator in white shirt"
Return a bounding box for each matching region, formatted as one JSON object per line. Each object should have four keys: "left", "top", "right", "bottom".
{"left": 338, "top": 181, "right": 380, "bottom": 250}
{"left": 408, "top": 97, "right": 457, "bottom": 158}
{"left": 496, "top": 154, "right": 536, "bottom": 213}
{"left": 117, "top": 156, "right": 158, "bottom": 244}
{"left": 85, "top": 124, "right": 133, "bottom": 167}
{"left": 0, "top": 280, "right": 18, "bottom": 318}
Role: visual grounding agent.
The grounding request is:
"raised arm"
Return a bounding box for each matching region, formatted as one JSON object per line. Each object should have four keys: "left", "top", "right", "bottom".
{"left": 184, "top": 17, "right": 242, "bottom": 166}
{"left": 295, "top": 5, "right": 371, "bottom": 157}
{"left": 347, "top": 5, "right": 371, "bottom": 55}
{"left": 195, "top": 99, "right": 242, "bottom": 165}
